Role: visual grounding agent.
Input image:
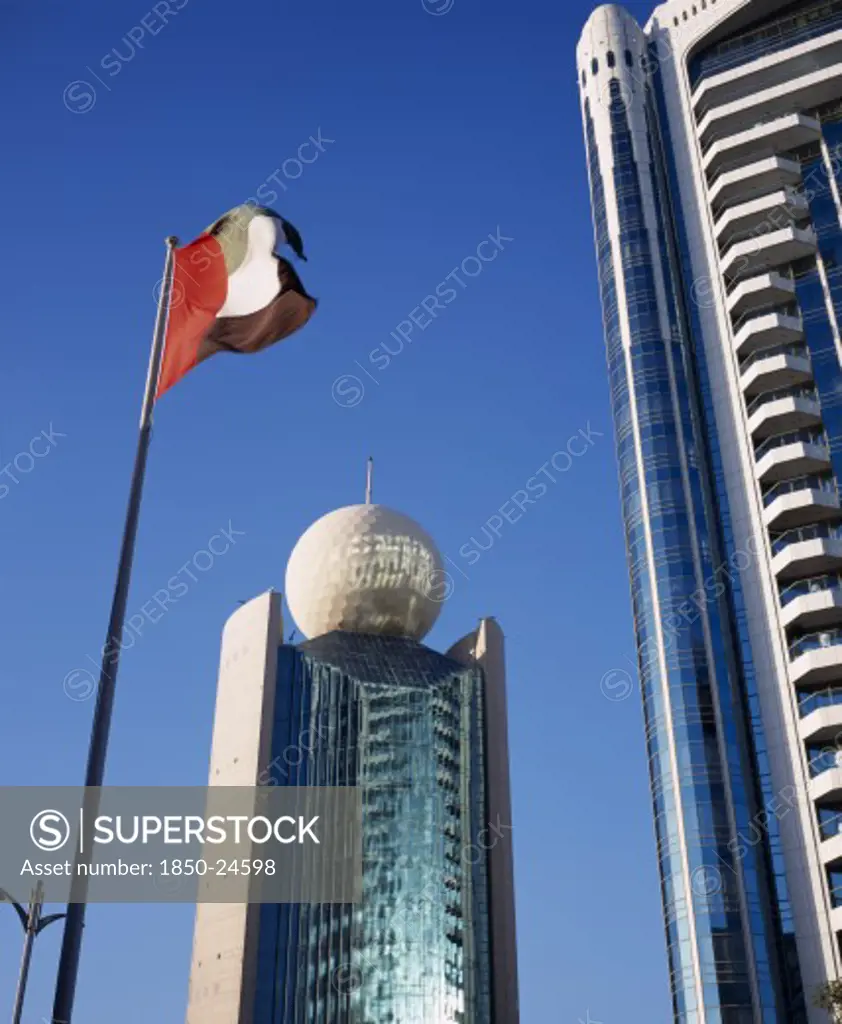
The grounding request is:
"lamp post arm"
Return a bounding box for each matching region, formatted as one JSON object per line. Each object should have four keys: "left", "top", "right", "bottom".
{"left": 0, "top": 890, "right": 28, "bottom": 932}
{"left": 36, "top": 913, "right": 67, "bottom": 934}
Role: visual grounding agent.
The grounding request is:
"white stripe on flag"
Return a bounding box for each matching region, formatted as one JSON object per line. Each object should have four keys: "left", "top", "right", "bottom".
{"left": 218, "top": 214, "right": 282, "bottom": 317}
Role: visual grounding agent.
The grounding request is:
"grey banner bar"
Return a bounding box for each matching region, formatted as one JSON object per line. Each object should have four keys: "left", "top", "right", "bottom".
{"left": 0, "top": 787, "right": 362, "bottom": 903}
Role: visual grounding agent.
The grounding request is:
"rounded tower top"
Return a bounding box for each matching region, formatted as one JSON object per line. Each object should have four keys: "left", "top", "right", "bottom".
{"left": 577, "top": 3, "right": 645, "bottom": 87}
{"left": 284, "top": 504, "right": 444, "bottom": 641}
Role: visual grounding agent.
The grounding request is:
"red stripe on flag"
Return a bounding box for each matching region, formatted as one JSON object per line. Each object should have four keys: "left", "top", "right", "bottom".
{"left": 157, "top": 234, "right": 228, "bottom": 397}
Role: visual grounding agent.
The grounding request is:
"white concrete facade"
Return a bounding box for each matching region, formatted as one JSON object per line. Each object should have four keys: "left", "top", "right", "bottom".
{"left": 186, "top": 591, "right": 283, "bottom": 1024}
{"left": 447, "top": 619, "right": 519, "bottom": 1024}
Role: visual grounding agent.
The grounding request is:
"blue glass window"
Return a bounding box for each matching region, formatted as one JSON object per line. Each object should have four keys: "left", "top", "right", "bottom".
{"left": 691, "top": 0, "right": 842, "bottom": 85}
{"left": 253, "top": 633, "right": 492, "bottom": 1024}
{"left": 581, "top": 31, "right": 813, "bottom": 1017}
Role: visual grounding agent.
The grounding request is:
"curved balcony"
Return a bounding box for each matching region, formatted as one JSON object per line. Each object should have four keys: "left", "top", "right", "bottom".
{"left": 728, "top": 272, "right": 795, "bottom": 318}
{"left": 722, "top": 226, "right": 817, "bottom": 283}
{"left": 762, "top": 475, "right": 840, "bottom": 530}
{"left": 740, "top": 343, "right": 811, "bottom": 395}
{"left": 734, "top": 312, "right": 804, "bottom": 356}
{"left": 799, "top": 689, "right": 842, "bottom": 745}
{"left": 810, "top": 764, "right": 842, "bottom": 803}
{"left": 747, "top": 386, "right": 821, "bottom": 439}
{"left": 772, "top": 524, "right": 842, "bottom": 581}
{"left": 704, "top": 114, "right": 822, "bottom": 180}
{"left": 821, "top": 831, "right": 842, "bottom": 867}
{"left": 755, "top": 431, "right": 831, "bottom": 484}
{"left": 709, "top": 155, "right": 802, "bottom": 209}
{"left": 692, "top": 23, "right": 842, "bottom": 114}
{"left": 782, "top": 575, "right": 842, "bottom": 631}
{"left": 716, "top": 189, "right": 810, "bottom": 250}
{"left": 699, "top": 61, "right": 842, "bottom": 147}
{"left": 790, "top": 628, "right": 842, "bottom": 687}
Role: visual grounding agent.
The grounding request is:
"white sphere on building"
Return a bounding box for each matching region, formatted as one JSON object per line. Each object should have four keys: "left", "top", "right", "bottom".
{"left": 285, "top": 504, "right": 445, "bottom": 641}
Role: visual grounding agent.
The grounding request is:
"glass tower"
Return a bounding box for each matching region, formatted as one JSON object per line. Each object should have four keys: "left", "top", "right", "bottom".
{"left": 253, "top": 632, "right": 492, "bottom": 1024}
{"left": 579, "top": 2, "right": 842, "bottom": 1021}
{"left": 186, "top": 504, "right": 518, "bottom": 1024}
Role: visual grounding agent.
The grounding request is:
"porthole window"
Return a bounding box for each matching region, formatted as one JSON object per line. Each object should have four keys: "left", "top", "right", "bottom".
{"left": 607, "top": 50, "right": 616, "bottom": 68}
{"left": 581, "top": 69, "right": 586, "bottom": 86}
{"left": 674, "top": 16, "right": 679, "bottom": 25}
{"left": 592, "top": 57, "right": 599, "bottom": 75}
{"left": 625, "top": 49, "right": 633, "bottom": 68}
{"left": 692, "top": 5, "right": 697, "bottom": 13}
{"left": 683, "top": 11, "right": 688, "bottom": 21}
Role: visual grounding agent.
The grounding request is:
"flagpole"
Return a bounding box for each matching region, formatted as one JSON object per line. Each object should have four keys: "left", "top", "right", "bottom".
{"left": 51, "top": 236, "right": 179, "bottom": 1024}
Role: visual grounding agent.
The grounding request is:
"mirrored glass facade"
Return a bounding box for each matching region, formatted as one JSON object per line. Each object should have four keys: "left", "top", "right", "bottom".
{"left": 252, "top": 632, "right": 492, "bottom": 1024}
{"left": 584, "top": 79, "right": 793, "bottom": 1022}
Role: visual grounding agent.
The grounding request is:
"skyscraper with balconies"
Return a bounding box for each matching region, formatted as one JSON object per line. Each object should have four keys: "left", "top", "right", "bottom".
{"left": 185, "top": 500, "right": 518, "bottom": 1024}
{"left": 578, "top": 2, "right": 842, "bottom": 1021}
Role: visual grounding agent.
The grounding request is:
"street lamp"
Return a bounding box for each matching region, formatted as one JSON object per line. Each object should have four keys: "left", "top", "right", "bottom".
{"left": 1, "top": 882, "right": 66, "bottom": 1024}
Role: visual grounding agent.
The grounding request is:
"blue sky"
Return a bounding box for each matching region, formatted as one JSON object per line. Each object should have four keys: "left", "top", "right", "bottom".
{"left": 1, "top": 0, "right": 670, "bottom": 1020}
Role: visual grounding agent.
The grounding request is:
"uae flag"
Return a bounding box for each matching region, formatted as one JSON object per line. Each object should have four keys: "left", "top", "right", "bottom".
{"left": 157, "top": 205, "right": 316, "bottom": 396}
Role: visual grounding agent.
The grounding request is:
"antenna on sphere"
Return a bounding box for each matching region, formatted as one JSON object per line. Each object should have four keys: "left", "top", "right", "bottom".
{"left": 365, "top": 456, "right": 374, "bottom": 505}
